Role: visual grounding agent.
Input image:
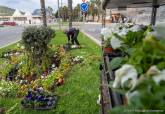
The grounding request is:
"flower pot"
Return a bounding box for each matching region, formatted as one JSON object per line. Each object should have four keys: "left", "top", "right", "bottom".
{"left": 104, "top": 47, "right": 113, "bottom": 54}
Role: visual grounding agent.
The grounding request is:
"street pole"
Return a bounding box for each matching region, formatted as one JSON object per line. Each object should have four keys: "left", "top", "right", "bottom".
{"left": 68, "top": 0, "right": 72, "bottom": 29}
{"left": 82, "top": 12, "right": 86, "bottom": 39}
{"left": 101, "top": 0, "right": 105, "bottom": 28}
{"left": 57, "top": 0, "right": 61, "bottom": 30}
{"left": 151, "top": 0, "right": 158, "bottom": 25}
{"left": 61, "top": 0, "right": 63, "bottom": 26}
{"left": 40, "top": 0, "right": 47, "bottom": 27}
{"left": 81, "top": 0, "right": 87, "bottom": 39}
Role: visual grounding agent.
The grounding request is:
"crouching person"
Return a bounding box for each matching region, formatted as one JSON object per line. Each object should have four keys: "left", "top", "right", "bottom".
{"left": 72, "top": 29, "right": 80, "bottom": 45}
{"left": 64, "top": 28, "right": 80, "bottom": 45}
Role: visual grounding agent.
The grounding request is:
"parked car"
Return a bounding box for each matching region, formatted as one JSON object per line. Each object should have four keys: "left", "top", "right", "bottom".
{"left": 0, "top": 22, "right": 17, "bottom": 26}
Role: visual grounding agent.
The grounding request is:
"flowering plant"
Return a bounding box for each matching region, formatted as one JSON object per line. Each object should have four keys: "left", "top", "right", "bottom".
{"left": 0, "top": 80, "right": 18, "bottom": 97}
{"left": 71, "top": 56, "right": 84, "bottom": 64}
{"left": 101, "top": 24, "right": 147, "bottom": 50}
{"left": 21, "top": 87, "right": 58, "bottom": 109}
{"left": 107, "top": 24, "right": 165, "bottom": 113}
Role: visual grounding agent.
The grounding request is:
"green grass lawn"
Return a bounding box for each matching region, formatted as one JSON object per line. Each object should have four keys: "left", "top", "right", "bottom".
{"left": 52, "top": 31, "right": 101, "bottom": 114}
{"left": 0, "top": 31, "right": 101, "bottom": 114}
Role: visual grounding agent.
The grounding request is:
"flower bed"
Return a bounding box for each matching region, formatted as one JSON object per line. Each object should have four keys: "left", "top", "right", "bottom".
{"left": 101, "top": 24, "right": 165, "bottom": 113}
{"left": 0, "top": 36, "right": 85, "bottom": 113}
{"left": 0, "top": 27, "right": 86, "bottom": 112}
{"left": 0, "top": 41, "right": 83, "bottom": 96}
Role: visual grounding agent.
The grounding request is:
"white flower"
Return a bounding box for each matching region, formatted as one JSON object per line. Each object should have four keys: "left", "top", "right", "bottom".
{"left": 153, "top": 70, "right": 165, "bottom": 84}
{"left": 21, "top": 46, "right": 25, "bottom": 50}
{"left": 130, "top": 25, "right": 142, "bottom": 32}
{"left": 113, "top": 64, "right": 138, "bottom": 89}
{"left": 52, "top": 64, "right": 56, "bottom": 68}
{"left": 146, "top": 66, "right": 161, "bottom": 76}
{"left": 79, "top": 56, "right": 83, "bottom": 59}
{"left": 9, "top": 53, "right": 13, "bottom": 56}
{"left": 15, "top": 52, "right": 20, "bottom": 56}
{"left": 97, "top": 94, "right": 101, "bottom": 105}
{"left": 19, "top": 62, "right": 23, "bottom": 65}
{"left": 20, "top": 80, "right": 23, "bottom": 84}
{"left": 111, "top": 28, "right": 119, "bottom": 34}
{"left": 4, "top": 54, "right": 7, "bottom": 57}
{"left": 101, "top": 28, "right": 111, "bottom": 40}
{"left": 110, "top": 36, "right": 122, "bottom": 49}
{"left": 41, "top": 75, "right": 45, "bottom": 79}
{"left": 17, "top": 43, "right": 20, "bottom": 47}
{"left": 118, "top": 28, "right": 129, "bottom": 36}
{"left": 71, "top": 45, "right": 77, "bottom": 48}
{"left": 38, "top": 87, "right": 44, "bottom": 92}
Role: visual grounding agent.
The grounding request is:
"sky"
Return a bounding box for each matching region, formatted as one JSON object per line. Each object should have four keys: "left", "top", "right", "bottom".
{"left": 0, "top": 0, "right": 84, "bottom": 12}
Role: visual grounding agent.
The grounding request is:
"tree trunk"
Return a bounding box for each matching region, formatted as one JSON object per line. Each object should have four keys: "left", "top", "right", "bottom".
{"left": 40, "top": 0, "right": 47, "bottom": 27}
{"left": 57, "top": 0, "right": 61, "bottom": 29}
{"left": 68, "top": 0, "right": 72, "bottom": 29}
{"left": 93, "top": 14, "right": 95, "bottom": 21}
{"left": 97, "top": 13, "right": 100, "bottom": 22}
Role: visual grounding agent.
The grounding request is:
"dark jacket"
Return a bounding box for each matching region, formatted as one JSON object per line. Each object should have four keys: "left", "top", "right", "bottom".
{"left": 66, "top": 28, "right": 76, "bottom": 36}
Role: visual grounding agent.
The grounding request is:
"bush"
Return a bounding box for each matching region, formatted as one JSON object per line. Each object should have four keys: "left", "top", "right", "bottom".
{"left": 22, "top": 26, "right": 55, "bottom": 75}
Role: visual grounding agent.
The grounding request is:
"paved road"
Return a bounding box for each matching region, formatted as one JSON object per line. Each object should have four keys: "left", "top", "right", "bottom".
{"left": 0, "top": 26, "right": 24, "bottom": 48}
{"left": 81, "top": 23, "right": 102, "bottom": 42}
{"left": 0, "top": 23, "right": 103, "bottom": 48}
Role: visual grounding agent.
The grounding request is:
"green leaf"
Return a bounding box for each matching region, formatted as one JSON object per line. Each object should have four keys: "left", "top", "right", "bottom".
{"left": 109, "top": 57, "right": 125, "bottom": 70}
{"left": 157, "top": 62, "right": 165, "bottom": 70}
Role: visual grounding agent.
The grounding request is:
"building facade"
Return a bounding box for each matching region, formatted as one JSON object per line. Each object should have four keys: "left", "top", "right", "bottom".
{"left": 0, "top": 9, "right": 54, "bottom": 25}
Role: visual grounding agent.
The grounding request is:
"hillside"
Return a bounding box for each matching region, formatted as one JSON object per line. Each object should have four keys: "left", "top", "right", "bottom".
{"left": 0, "top": 5, "right": 15, "bottom": 16}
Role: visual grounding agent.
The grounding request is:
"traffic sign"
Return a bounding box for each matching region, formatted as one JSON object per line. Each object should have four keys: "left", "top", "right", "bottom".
{"left": 80, "top": 3, "right": 88, "bottom": 12}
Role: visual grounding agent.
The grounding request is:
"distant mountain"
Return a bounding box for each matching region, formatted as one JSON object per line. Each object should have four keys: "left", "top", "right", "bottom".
{"left": 0, "top": 5, "right": 15, "bottom": 16}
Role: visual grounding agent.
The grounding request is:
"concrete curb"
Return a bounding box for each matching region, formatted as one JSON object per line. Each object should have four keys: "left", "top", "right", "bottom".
{"left": 81, "top": 30, "right": 101, "bottom": 46}
{"left": 0, "top": 40, "right": 20, "bottom": 49}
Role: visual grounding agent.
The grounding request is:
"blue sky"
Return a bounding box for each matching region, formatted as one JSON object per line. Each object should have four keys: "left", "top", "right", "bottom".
{"left": 0, "top": 0, "right": 83, "bottom": 12}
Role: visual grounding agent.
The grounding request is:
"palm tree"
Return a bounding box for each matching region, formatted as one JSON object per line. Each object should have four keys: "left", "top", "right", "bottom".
{"left": 62, "top": 6, "right": 69, "bottom": 21}
{"left": 89, "top": 2, "right": 95, "bottom": 21}
{"left": 73, "top": 4, "right": 80, "bottom": 21}
{"left": 90, "top": 0, "right": 101, "bottom": 22}
{"left": 47, "top": 6, "right": 53, "bottom": 16}
{"left": 95, "top": 0, "right": 102, "bottom": 22}
{"left": 55, "top": 6, "right": 69, "bottom": 21}
{"left": 68, "top": 0, "right": 72, "bottom": 29}
{"left": 40, "top": 0, "right": 47, "bottom": 27}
